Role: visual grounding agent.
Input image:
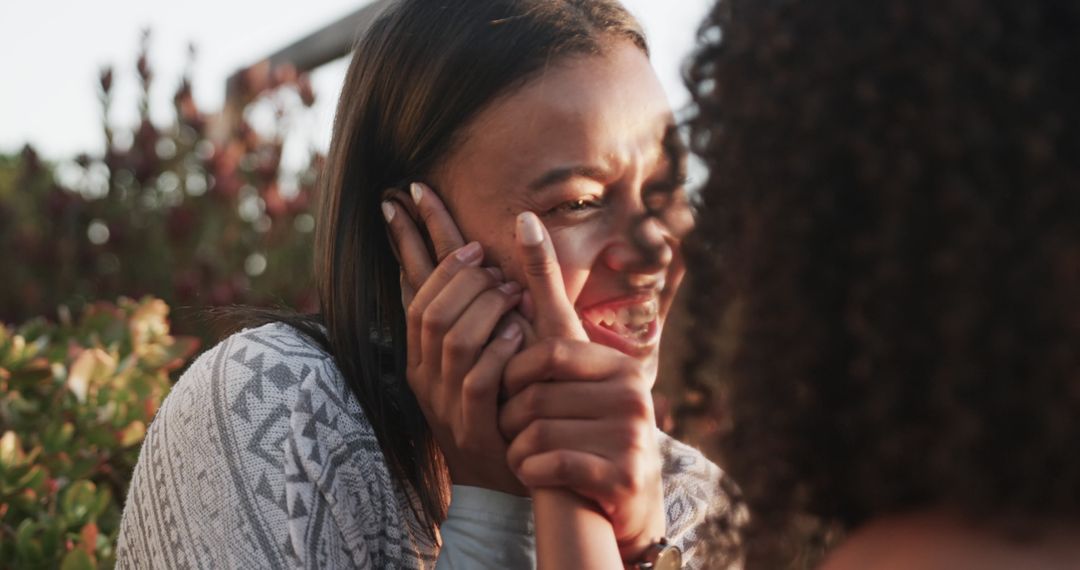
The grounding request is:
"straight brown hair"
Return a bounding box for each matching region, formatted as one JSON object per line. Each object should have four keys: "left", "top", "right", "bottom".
{"left": 265, "top": 0, "right": 649, "bottom": 538}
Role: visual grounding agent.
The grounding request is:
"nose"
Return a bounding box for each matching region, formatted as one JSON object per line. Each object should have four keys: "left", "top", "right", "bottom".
{"left": 602, "top": 216, "right": 674, "bottom": 275}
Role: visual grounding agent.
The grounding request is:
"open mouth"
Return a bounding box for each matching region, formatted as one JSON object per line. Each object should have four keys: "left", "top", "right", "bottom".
{"left": 579, "top": 296, "right": 661, "bottom": 357}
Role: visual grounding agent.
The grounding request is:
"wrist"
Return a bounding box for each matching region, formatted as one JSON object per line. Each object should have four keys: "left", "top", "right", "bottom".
{"left": 619, "top": 531, "right": 666, "bottom": 564}
{"left": 624, "top": 537, "right": 682, "bottom": 570}
{"left": 617, "top": 500, "right": 668, "bottom": 561}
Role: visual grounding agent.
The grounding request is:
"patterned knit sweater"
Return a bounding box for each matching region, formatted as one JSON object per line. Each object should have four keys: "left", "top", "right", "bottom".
{"left": 116, "top": 323, "right": 727, "bottom": 568}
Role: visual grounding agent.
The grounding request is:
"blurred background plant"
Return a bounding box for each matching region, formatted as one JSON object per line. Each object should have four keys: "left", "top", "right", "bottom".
{"left": 0, "top": 30, "right": 321, "bottom": 569}
{"left": 0, "top": 296, "right": 197, "bottom": 568}
{"left": 0, "top": 30, "right": 321, "bottom": 342}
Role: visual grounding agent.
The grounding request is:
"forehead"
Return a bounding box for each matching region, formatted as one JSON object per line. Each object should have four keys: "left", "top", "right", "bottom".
{"left": 438, "top": 41, "right": 673, "bottom": 189}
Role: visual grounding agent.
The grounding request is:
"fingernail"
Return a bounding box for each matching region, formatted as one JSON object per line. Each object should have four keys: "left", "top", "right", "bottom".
{"left": 410, "top": 182, "right": 424, "bottom": 205}
{"left": 500, "top": 322, "right": 522, "bottom": 341}
{"left": 517, "top": 212, "right": 544, "bottom": 246}
{"left": 498, "top": 281, "right": 521, "bottom": 295}
{"left": 381, "top": 201, "right": 396, "bottom": 223}
{"left": 486, "top": 267, "right": 504, "bottom": 280}
{"left": 455, "top": 241, "right": 483, "bottom": 264}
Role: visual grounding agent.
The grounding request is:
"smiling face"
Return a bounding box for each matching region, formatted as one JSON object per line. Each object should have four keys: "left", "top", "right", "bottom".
{"left": 431, "top": 40, "right": 689, "bottom": 381}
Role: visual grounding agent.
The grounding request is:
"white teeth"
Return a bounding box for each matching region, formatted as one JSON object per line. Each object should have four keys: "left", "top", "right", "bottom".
{"left": 581, "top": 299, "right": 660, "bottom": 340}
{"left": 617, "top": 306, "right": 631, "bottom": 326}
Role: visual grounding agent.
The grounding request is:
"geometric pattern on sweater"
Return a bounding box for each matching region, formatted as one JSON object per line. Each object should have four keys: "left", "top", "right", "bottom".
{"left": 116, "top": 323, "right": 729, "bottom": 569}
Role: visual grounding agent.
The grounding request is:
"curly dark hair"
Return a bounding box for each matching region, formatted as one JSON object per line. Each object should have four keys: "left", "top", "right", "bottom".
{"left": 682, "top": 0, "right": 1080, "bottom": 566}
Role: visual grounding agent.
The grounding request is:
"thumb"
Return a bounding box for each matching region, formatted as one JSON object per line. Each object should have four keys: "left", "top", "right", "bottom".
{"left": 515, "top": 212, "right": 587, "bottom": 340}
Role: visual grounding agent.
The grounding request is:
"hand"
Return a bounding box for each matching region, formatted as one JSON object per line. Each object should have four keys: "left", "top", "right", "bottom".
{"left": 383, "top": 182, "right": 526, "bottom": 494}
{"left": 504, "top": 212, "right": 667, "bottom": 561}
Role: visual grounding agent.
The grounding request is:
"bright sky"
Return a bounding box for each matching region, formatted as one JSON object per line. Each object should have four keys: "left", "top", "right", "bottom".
{"left": 0, "top": 0, "right": 712, "bottom": 164}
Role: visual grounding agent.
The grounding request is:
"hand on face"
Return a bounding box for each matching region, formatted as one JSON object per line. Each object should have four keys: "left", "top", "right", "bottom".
{"left": 501, "top": 211, "right": 667, "bottom": 561}
{"left": 383, "top": 182, "right": 528, "bottom": 495}
{"left": 384, "top": 184, "right": 667, "bottom": 560}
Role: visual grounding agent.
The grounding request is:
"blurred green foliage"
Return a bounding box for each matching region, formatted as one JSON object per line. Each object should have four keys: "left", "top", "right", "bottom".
{"left": 0, "top": 30, "right": 324, "bottom": 568}
{"left": 0, "top": 31, "right": 321, "bottom": 336}
{"left": 0, "top": 296, "right": 198, "bottom": 568}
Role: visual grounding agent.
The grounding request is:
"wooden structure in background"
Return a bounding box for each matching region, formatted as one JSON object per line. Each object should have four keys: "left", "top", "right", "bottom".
{"left": 211, "top": 0, "right": 396, "bottom": 140}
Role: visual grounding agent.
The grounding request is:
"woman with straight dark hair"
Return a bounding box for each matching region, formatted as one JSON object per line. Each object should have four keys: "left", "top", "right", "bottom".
{"left": 117, "top": 1, "right": 730, "bottom": 568}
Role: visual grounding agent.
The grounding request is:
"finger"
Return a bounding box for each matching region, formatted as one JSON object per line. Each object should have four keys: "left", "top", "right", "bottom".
{"left": 515, "top": 212, "right": 587, "bottom": 340}
{"left": 458, "top": 322, "right": 525, "bottom": 451}
{"left": 416, "top": 266, "right": 503, "bottom": 374}
{"left": 410, "top": 182, "right": 467, "bottom": 262}
{"left": 400, "top": 269, "right": 416, "bottom": 309}
{"left": 520, "top": 289, "right": 536, "bottom": 322}
{"left": 383, "top": 199, "right": 436, "bottom": 291}
{"left": 441, "top": 281, "right": 523, "bottom": 382}
{"left": 506, "top": 418, "right": 635, "bottom": 471}
{"left": 498, "top": 381, "right": 635, "bottom": 440}
{"left": 406, "top": 242, "right": 485, "bottom": 369}
{"left": 502, "top": 338, "right": 631, "bottom": 398}
{"left": 515, "top": 450, "right": 620, "bottom": 513}
{"left": 493, "top": 311, "right": 536, "bottom": 349}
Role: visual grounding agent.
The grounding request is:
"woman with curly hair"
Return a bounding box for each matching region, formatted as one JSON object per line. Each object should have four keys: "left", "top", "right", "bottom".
{"left": 679, "top": 0, "right": 1080, "bottom": 567}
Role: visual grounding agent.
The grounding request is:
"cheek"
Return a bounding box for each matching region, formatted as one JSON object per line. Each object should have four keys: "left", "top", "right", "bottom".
{"left": 548, "top": 227, "right": 603, "bottom": 303}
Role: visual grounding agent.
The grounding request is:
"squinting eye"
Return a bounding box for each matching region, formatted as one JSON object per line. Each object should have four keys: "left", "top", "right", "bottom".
{"left": 545, "top": 196, "right": 604, "bottom": 217}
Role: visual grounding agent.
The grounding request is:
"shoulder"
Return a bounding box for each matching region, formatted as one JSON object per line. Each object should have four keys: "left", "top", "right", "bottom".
{"left": 656, "top": 430, "right": 741, "bottom": 569}
{"left": 197, "top": 321, "right": 334, "bottom": 378}
{"left": 822, "top": 512, "right": 1080, "bottom": 570}
{"left": 165, "top": 321, "right": 379, "bottom": 456}
{"left": 657, "top": 430, "right": 722, "bottom": 488}
{"left": 174, "top": 322, "right": 342, "bottom": 412}
{"left": 121, "top": 322, "right": 403, "bottom": 567}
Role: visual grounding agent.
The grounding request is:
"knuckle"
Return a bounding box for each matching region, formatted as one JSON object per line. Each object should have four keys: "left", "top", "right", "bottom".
{"left": 527, "top": 420, "right": 550, "bottom": 451}
{"left": 495, "top": 287, "right": 519, "bottom": 308}
{"left": 614, "top": 422, "right": 644, "bottom": 451}
{"left": 421, "top": 307, "right": 450, "bottom": 335}
{"left": 480, "top": 289, "right": 515, "bottom": 315}
{"left": 406, "top": 303, "right": 424, "bottom": 328}
{"left": 520, "top": 385, "right": 543, "bottom": 422}
{"left": 463, "top": 267, "right": 497, "bottom": 287}
{"left": 618, "top": 389, "right": 651, "bottom": 419}
{"left": 419, "top": 205, "right": 442, "bottom": 227}
{"left": 461, "top": 374, "right": 488, "bottom": 403}
{"left": 623, "top": 467, "right": 646, "bottom": 494}
{"left": 434, "top": 245, "right": 457, "bottom": 262}
{"left": 442, "top": 330, "right": 471, "bottom": 359}
{"left": 552, "top": 452, "right": 575, "bottom": 481}
{"left": 542, "top": 339, "right": 572, "bottom": 370}
{"left": 523, "top": 255, "right": 558, "bottom": 277}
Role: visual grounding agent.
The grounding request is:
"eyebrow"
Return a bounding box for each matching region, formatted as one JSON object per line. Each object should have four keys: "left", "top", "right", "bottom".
{"left": 527, "top": 164, "right": 613, "bottom": 191}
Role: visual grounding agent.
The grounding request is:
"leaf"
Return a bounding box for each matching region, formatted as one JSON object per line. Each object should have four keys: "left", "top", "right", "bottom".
{"left": 43, "top": 421, "right": 76, "bottom": 452}
{"left": 7, "top": 364, "right": 52, "bottom": 388}
{"left": 90, "top": 486, "right": 112, "bottom": 519}
{"left": 59, "top": 548, "right": 95, "bottom": 570}
{"left": 128, "top": 298, "right": 170, "bottom": 350}
{"left": 39, "top": 519, "right": 64, "bottom": 558}
{"left": 14, "top": 465, "right": 47, "bottom": 493}
{"left": 66, "top": 348, "right": 116, "bottom": 404}
{"left": 61, "top": 480, "right": 97, "bottom": 525}
{"left": 14, "top": 518, "right": 44, "bottom": 566}
{"left": 119, "top": 421, "right": 147, "bottom": 448}
{"left": 80, "top": 522, "right": 99, "bottom": 556}
{"left": 0, "top": 431, "right": 23, "bottom": 467}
